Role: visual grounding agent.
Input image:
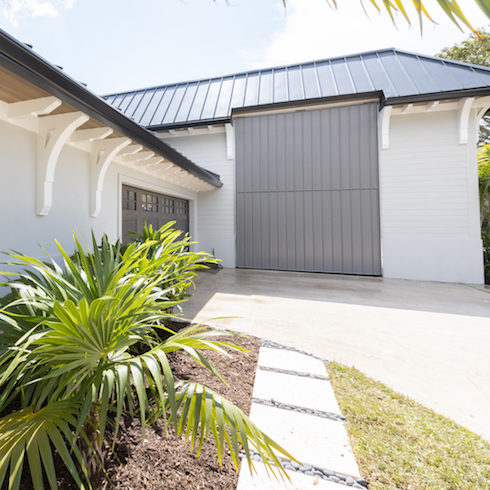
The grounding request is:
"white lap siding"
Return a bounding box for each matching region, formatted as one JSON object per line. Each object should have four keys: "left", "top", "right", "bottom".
{"left": 379, "top": 108, "right": 483, "bottom": 284}
{"left": 161, "top": 132, "right": 236, "bottom": 268}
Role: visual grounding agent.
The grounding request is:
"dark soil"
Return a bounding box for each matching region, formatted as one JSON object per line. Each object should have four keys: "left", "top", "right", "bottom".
{"left": 6, "top": 331, "right": 261, "bottom": 490}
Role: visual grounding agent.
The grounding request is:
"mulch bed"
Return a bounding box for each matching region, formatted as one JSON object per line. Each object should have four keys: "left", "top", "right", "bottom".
{"left": 5, "top": 330, "right": 261, "bottom": 490}
{"left": 102, "top": 332, "right": 261, "bottom": 490}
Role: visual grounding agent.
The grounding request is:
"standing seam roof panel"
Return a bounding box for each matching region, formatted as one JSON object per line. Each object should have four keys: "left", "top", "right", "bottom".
{"left": 301, "top": 64, "right": 321, "bottom": 99}
{"left": 446, "top": 64, "right": 486, "bottom": 89}
{"left": 315, "top": 61, "right": 338, "bottom": 98}
{"left": 259, "top": 70, "right": 273, "bottom": 106}
{"left": 174, "top": 83, "right": 198, "bottom": 123}
{"left": 418, "top": 58, "right": 462, "bottom": 92}
{"left": 139, "top": 87, "right": 166, "bottom": 127}
{"left": 273, "top": 68, "right": 288, "bottom": 103}
{"left": 150, "top": 86, "right": 176, "bottom": 126}
{"left": 125, "top": 91, "right": 145, "bottom": 118}
{"left": 287, "top": 65, "right": 304, "bottom": 101}
{"left": 344, "top": 57, "right": 375, "bottom": 94}
{"left": 331, "top": 59, "right": 356, "bottom": 95}
{"left": 244, "top": 73, "right": 260, "bottom": 107}
{"left": 229, "top": 74, "right": 247, "bottom": 110}
{"left": 201, "top": 78, "right": 223, "bottom": 120}
{"left": 162, "top": 85, "right": 187, "bottom": 124}
{"left": 187, "top": 81, "right": 210, "bottom": 121}
{"left": 215, "top": 76, "right": 235, "bottom": 118}
{"left": 397, "top": 54, "right": 440, "bottom": 94}
{"left": 378, "top": 51, "right": 418, "bottom": 96}
{"left": 362, "top": 54, "right": 398, "bottom": 98}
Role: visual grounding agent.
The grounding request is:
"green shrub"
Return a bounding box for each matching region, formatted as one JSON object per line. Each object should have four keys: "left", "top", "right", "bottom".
{"left": 0, "top": 227, "right": 291, "bottom": 489}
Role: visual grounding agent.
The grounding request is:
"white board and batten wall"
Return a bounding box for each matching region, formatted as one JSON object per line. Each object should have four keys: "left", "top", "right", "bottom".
{"left": 161, "top": 98, "right": 484, "bottom": 284}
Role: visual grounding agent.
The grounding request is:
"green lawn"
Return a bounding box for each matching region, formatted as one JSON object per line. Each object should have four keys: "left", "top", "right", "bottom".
{"left": 327, "top": 362, "right": 490, "bottom": 490}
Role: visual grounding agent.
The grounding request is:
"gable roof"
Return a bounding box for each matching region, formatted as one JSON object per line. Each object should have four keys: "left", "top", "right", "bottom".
{"left": 103, "top": 48, "right": 490, "bottom": 131}
{"left": 0, "top": 28, "right": 222, "bottom": 188}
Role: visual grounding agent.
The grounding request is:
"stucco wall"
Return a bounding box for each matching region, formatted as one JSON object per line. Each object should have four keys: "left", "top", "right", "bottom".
{"left": 162, "top": 131, "right": 236, "bottom": 268}
{"left": 0, "top": 119, "right": 198, "bottom": 274}
{"left": 379, "top": 108, "right": 483, "bottom": 284}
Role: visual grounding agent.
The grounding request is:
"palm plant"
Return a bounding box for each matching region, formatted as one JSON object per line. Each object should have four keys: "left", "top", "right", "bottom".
{"left": 0, "top": 228, "right": 292, "bottom": 489}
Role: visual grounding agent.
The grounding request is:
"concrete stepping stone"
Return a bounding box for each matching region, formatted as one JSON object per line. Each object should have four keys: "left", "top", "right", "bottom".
{"left": 258, "top": 348, "right": 327, "bottom": 376}
{"left": 252, "top": 369, "right": 341, "bottom": 414}
{"left": 250, "top": 403, "right": 360, "bottom": 477}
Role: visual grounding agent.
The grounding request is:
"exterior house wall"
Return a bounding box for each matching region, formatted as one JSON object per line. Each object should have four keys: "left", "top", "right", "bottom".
{"left": 379, "top": 108, "right": 483, "bottom": 284}
{"left": 161, "top": 131, "right": 236, "bottom": 267}
{"left": 0, "top": 118, "right": 198, "bottom": 270}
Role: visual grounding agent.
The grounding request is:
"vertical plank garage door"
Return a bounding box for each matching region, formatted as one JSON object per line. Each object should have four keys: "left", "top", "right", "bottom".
{"left": 122, "top": 185, "right": 189, "bottom": 244}
{"left": 235, "top": 103, "right": 381, "bottom": 275}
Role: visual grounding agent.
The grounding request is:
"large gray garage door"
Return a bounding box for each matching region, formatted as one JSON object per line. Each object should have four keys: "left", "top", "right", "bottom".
{"left": 122, "top": 185, "right": 189, "bottom": 244}
{"left": 235, "top": 103, "right": 381, "bottom": 275}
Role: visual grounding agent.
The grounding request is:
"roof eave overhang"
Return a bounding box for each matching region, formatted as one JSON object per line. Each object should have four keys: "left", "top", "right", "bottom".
{"left": 384, "top": 87, "right": 490, "bottom": 107}
{"left": 0, "top": 30, "right": 222, "bottom": 188}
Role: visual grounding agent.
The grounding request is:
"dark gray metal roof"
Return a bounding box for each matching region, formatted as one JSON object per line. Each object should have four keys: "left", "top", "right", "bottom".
{"left": 103, "top": 48, "right": 490, "bottom": 130}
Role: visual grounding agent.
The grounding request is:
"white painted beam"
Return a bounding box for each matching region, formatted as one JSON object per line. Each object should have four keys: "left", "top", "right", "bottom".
{"left": 122, "top": 151, "right": 154, "bottom": 163}
{"left": 8, "top": 96, "right": 61, "bottom": 119}
{"left": 225, "top": 123, "right": 234, "bottom": 160}
{"left": 70, "top": 127, "right": 113, "bottom": 142}
{"left": 381, "top": 106, "right": 392, "bottom": 150}
{"left": 37, "top": 111, "right": 89, "bottom": 215}
{"left": 90, "top": 137, "right": 131, "bottom": 217}
{"left": 118, "top": 144, "right": 142, "bottom": 156}
{"left": 134, "top": 157, "right": 164, "bottom": 167}
{"left": 401, "top": 103, "right": 413, "bottom": 114}
{"left": 458, "top": 97, "right": 475, "bottom": 145}
{"left": 426, "top": 101, "right": 439, "bottom": 112}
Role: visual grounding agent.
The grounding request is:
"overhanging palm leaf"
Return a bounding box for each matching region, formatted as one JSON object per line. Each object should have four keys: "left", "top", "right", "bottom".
{"left": 324, "top": 0, "right": 490, "bottom": 35}
{"left": 0, "top": 402, "right": 88, "bottom": 490}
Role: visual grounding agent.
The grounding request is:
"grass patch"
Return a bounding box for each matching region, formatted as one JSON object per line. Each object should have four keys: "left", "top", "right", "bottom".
{"left": 326, "top": 362, "right": 490, "bottom": 490}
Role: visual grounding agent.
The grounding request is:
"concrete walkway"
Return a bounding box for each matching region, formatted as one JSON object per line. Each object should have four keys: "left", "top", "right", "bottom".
{"left": 236, "top": 343, "right": 365, "bottom": 489}
{"left": 182, "top": 268, "right": 490, "bottom": 441}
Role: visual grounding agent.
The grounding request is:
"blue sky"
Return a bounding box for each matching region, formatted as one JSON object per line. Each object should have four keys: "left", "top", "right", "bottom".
{"left": 0, "top": 0, "right": 487, "bottom": 95}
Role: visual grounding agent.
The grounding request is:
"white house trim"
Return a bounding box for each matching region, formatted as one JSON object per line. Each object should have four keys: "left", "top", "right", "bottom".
{"left": 381, "top": 105, "right": 392, "bottom": 150}
{"left": 70, "top": 127, "right": 113, "bottom": 142}
{"left": 37, "top": 111, "right": 89, "bottom": 215}
{"left": 90, "top": 137, "right": 131, "bottom": 217}
{"left": 458, "top": 97, "right": 475, "bottom": 145}
{"left": 7, "top": 96, "right": 61, "bottom": 119}
{"left": 225, "top": 123, "right": 234, "bottom": 160}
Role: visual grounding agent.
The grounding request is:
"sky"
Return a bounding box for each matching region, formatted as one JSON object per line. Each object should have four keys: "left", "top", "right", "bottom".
{"left": 0, "top": 0, "right": 488, "bottom": 95}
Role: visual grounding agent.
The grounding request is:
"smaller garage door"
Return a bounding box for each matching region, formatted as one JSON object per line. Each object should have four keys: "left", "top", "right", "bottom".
{"left": 122, "top": 185, "right": 189, "bottom": 244}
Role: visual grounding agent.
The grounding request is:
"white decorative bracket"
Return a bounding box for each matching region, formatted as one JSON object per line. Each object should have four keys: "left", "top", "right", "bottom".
{"left": 458, "top": 97, "right": 475, "bottom": 145}
{"left": 70, "top": 127, "right": 113, "bottom": 142}
{"left": 37, "top": 111, "right": 89, "bottom": 215}
{"left": 8, "top": 96, "right": 61, "bottom": 119}
{"left": 90, "top": 137, "right": 131, "bottom": 217}
{"left": 381, "top": 106, "right": 392, "bottom": 150}
{"left": 225, "top": 123, "right": 234, "bottom": 160}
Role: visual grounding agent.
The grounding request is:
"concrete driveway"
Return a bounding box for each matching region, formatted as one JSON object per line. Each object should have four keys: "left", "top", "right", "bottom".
{"left": 181, "top": 268, "right": 490, "bottom": 441}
